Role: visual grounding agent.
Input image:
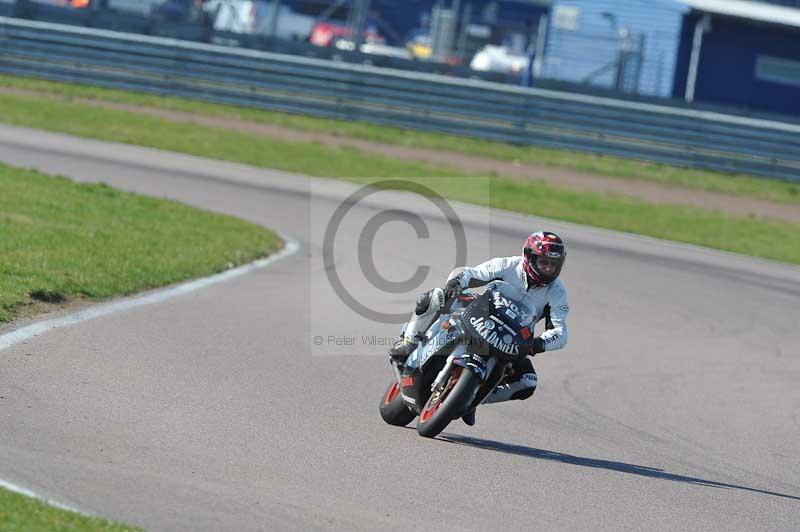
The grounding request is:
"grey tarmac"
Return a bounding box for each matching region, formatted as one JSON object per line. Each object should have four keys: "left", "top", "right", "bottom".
{"left": 0, "top": 125, "right": 798, "bottom": 531}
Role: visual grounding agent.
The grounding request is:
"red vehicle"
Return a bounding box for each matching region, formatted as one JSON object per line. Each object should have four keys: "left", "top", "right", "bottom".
{"left": 309, "top": 20, "right": 383, "bottom": 48}
{"left": 309, "top": 22, "right": 349, "bottom": 47}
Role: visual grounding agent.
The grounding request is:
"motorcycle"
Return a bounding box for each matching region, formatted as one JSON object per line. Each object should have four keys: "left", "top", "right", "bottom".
{"left": 379, "top": 280, "right": 536, "bottom": 438}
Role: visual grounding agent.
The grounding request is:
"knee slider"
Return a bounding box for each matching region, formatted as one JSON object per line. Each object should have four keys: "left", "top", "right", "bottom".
{"left": 415, "top": 290, "right": 432, "bottom": 316}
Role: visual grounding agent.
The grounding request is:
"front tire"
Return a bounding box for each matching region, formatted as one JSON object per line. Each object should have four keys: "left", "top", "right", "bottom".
{"left": 379, "top": 381, "right": 416, "bottom": 426}
{"left": 416, "top": 366, "right": 480, "bottom": 438}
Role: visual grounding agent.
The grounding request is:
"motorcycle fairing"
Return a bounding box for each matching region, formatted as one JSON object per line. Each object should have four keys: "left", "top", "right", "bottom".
{"left": 405, "top": 313, "right": 454, "bottom": 371}
{"left": 400, "top": 314, "right": 464, "bottom": 412}
{"left": 452, "top": 352, "right": 488, "bottom": 381}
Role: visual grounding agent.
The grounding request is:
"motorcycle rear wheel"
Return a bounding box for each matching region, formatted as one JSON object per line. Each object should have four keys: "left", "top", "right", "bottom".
{"left": 416, "top": 366, "right": 480, "bottom": 438}
{"left": 379, "top": 381, "right": 416, "bottom": 426}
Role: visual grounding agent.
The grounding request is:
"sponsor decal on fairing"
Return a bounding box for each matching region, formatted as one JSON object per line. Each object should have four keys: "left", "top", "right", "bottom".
{"left": 468, "top": 316, "right": 519, "bottom": 356}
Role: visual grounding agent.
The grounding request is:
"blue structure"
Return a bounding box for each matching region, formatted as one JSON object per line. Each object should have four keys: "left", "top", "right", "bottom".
{"left": 673, "top": 0, "right": 800, "bottom": 117}
{"left": 540, "top": 0, "right": 688, "bottom": 97}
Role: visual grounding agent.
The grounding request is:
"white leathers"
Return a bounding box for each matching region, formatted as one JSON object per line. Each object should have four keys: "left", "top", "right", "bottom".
{"left": 483, "top": 372, "right": 539, "bottom": 404}
{"left": 402, "top": 256, "right": 569, "bottom": 352}
{"left": 455, "top": 256, "right": 569, "bottom": 352}
{"left": 403, "top": 287, "right": 446, "bottom": 343}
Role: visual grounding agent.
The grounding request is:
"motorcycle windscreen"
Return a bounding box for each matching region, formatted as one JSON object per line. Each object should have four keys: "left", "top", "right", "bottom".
{"left": 461, "top": 281, "right": 535, "bottom": 361}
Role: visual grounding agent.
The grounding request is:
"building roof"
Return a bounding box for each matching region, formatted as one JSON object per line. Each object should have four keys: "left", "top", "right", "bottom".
{"left": 678, "top": 0, "right": 800, "bottom": 28}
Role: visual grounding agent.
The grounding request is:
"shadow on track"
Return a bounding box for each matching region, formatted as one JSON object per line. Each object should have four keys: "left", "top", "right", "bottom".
{"left": 438, "top": 433, "right": 800, "bottom": 501}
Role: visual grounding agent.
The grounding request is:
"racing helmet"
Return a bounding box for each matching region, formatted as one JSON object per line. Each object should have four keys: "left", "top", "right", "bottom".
{"left": 522, "top": 231, "right": 566, "bottom": 286}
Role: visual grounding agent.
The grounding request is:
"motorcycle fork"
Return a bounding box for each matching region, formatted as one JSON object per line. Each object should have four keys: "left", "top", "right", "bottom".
{"left": 390, "top": 360, "right": 404, "bottom": 387}
{"left": 430, "top": 355, "right": 455, "bottom": 393}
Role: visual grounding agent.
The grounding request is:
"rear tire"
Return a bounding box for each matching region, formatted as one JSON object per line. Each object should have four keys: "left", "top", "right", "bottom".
{"left": 379, "top": 381, "right": 416, "bottom": 426}
{"left": 416, "top": 367, "right": 480, "bottom": 439}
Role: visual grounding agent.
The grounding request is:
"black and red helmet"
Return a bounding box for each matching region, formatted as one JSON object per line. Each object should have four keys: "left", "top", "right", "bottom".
{"left": 523, "top": 231, "right": 566, "bottom": 286}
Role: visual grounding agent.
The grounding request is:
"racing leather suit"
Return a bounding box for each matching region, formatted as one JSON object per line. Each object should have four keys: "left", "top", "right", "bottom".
{"left": 403, "top": 256, "right": 569, "bottom": 403}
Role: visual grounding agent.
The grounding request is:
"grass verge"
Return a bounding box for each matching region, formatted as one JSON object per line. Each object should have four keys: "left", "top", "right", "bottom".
{"left": 0, "top": 163, "right": 282, "bottom": 323}
{"left": 2, "top": 74, "right": 799, "bottom": 204}
{"left": 360, "top": 176, "right": 800, "bottom": 264}
{"left": 0, "top": 89, "right": 798, "bottom": 266}
{"left": 0, "top": 486, "right": 139, "bottom": 531}
{"left": 0, "top": 91, "right": 455, "bottom": 179}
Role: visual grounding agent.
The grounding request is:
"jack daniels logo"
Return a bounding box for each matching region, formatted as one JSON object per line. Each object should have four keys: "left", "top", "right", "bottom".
{"left": 425, "top": 286, "right": 536, "bottom": 358}
{"left": 420, "top": 319, "right": 520, "bottom": 356}
{"left": 468, "top": 315, "right": 519, "bottom": 357}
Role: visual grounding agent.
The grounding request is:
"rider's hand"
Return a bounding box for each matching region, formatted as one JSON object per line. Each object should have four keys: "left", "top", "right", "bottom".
{"left": 528, "top": 337, "right": 546, "bottom": 357}
{"left": 443, "top": 277, "right": 462, "bottom": 300}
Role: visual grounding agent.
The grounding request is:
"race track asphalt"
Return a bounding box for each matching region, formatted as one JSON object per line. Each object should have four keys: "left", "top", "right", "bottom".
{"left": 1, "top": 125, "right": 798, "bottom": 531}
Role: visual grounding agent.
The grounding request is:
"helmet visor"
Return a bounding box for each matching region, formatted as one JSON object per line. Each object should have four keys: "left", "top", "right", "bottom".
{"left": 535, "top": 255, "right": 563, "bottom": 277}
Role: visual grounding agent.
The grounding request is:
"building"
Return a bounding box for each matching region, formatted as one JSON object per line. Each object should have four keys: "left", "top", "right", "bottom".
{"left": 540, "top": 0, "right": 688, "bottom": 97}
{"left": 673, "top": 0, "right": 800, "bottom": 116}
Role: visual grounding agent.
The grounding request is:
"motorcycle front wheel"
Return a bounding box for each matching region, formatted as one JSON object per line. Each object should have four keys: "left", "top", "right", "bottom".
{"left": 416, "top": 366, "right": 480, "bottom": 438}
{"left": 379, "top": 380, "right": 416, "bottom": 426}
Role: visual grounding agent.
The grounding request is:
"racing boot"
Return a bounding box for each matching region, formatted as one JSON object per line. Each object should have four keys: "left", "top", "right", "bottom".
{"left": 461, "top": 408, "right": 476, "bottom": 426}
{"left": 388, "top": 337, "right": 417, "bottom": 365}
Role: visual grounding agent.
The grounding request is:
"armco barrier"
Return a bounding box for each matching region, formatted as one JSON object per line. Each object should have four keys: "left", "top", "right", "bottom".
{"left": 1, "top": 17, "right": 799, "bottom": 181}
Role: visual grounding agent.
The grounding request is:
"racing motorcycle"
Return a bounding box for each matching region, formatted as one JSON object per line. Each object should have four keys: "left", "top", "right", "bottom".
{"left": 379, "top": 280, "right": 536, "bottom": 438}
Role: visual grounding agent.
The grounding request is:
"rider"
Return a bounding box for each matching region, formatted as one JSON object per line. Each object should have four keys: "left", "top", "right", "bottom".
{"left": 389, "top": 231, "right": 570, "bottom": 426}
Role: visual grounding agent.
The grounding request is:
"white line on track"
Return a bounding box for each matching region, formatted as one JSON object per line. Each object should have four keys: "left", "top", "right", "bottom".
{"left": 0, "top": 234, "right": 300, "bottom": 516}
{"left": 0, "top": 235, "right": 300, "bottom": 352}
{"left": 0, "top": 478, "right": 86, "bottom": 514}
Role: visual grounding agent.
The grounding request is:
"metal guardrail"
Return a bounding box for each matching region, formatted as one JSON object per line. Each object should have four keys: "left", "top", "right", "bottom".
{"left": 1, "top": 17, "right": 799, "bottom": 181}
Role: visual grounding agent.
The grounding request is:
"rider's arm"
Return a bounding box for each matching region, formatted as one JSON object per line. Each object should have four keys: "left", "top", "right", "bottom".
{"left": 533, "top": 283, "right": 569, "bottom": 353}
{"left": 451, "top": 257, "right": 517, "bottom": 289}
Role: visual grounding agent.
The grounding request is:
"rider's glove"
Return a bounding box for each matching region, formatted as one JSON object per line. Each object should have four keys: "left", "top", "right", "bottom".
{"left": 528, "top": 337, "right": 546, "bottom": 357}
{"left": 443, "top": 277, "right": 463, "bottom": 300}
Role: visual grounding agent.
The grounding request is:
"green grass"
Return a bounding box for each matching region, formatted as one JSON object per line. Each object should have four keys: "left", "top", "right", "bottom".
{"left": 0, "top": 163, "right": 282, "bottom": 323}
{"left": 366, "top": 176, "right": 800, "bottom": 264}
{"left": 0, "top": 486, "right": 139, "bottom": 531}
{"left": 0, "top": 85, "right": 799, "bottom": 266}
{"left": 3, "top": 74, "right": 799, "bottom": 204}
{"left": 0, "top": 92, "right": 456, "bottom": 179}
